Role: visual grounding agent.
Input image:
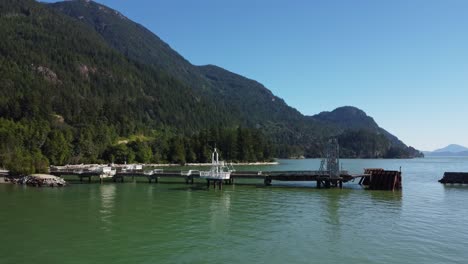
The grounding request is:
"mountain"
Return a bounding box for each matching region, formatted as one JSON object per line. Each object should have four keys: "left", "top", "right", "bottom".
{"left": 47, "top": 0, "right": 307, "bottom": 129}
{"left": 425, "top": 151, "right": 468, "bottom": 157}
{"left": 433, "top": 144, "right": 468, "bottom": 153}
{"left": 48, "top": 0, "right": 206, "bottom": 89}
{"left": 309, "top": 106, "right": 422, "bottom": 158}
{"left": 0, "top": 0, "right": 422, "bottom": 173}
{"left": 48, "top": 1, "right": 420, "bottom": 150}
{"left": 310, "top": 106, "right": 403, "bottom": 146}
{"left": 424, "top": 144, "right": 468, "bottom": 157}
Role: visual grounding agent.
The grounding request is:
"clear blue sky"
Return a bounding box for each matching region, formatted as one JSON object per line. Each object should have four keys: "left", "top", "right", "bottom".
{"left": 42, "top": 0, "right": 468, "bottom": 151}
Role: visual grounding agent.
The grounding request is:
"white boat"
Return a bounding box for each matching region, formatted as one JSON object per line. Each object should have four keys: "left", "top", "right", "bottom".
{"left": 200, "top": 148, "right": 234, "bottom": 180}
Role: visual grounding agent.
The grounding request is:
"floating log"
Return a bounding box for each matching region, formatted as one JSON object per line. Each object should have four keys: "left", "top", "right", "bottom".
{"left": 439, "top": 172, "right": 468, "bottom": 184}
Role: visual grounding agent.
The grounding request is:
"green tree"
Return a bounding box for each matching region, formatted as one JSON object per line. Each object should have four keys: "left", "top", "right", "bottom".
{"left": 102, "top": 144, "right": 135, "bottom": 164}
{"left": 169, "top": 137, "right": 185, "bottom": 164}
{"left": 5, "top": 148, "right": 35, "bottom": 176}
{"left": 43, "top": 130, "right": 71, "bottom": 165}
{"left": 129, "top": 140, "right": 152, "bottom": 163}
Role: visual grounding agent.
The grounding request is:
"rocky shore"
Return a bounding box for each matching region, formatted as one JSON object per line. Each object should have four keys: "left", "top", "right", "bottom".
{"left": 5, "top": 174, "right": 67, "bottom": 187}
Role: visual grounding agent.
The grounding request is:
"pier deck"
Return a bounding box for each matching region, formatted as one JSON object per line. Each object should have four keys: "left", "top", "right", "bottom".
{"left": 50, "top": 169, "right": 370, "bottom": 188}
{"left": 49, "top": 167, "right": 403, "bottom": 191}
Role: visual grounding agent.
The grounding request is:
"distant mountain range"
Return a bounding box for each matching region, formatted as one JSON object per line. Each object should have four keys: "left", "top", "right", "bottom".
{"left": 423, "top": 144, "right": 468, "bottom": 157}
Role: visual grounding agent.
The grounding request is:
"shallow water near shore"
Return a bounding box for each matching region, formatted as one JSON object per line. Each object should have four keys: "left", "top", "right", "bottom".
{"left": 1, "top": 157, "right": 468, "bottom": 263}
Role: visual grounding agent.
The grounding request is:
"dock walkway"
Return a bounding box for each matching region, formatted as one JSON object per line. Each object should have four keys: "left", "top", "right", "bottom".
{"left": 50, "top": 169, "right": 371, "bottom": 188}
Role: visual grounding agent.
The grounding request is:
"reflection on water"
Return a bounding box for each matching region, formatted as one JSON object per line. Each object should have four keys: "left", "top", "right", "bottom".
{"left": 325, "top": 191, "right": 347, "bottom": 225}
{"left": 368, "top": 190, "right": 403, "bottom": 203}
{"left": 2, "top": 157, "right": 468, "bottom": 264}
{"left": 209, "top": 192, "right": 231, "bottom": 233}
{"left": 443, "top": 184, "right": 468, "bottom": 191}
{"left": 100, "top": 184, "right": 116, "bottom": 231}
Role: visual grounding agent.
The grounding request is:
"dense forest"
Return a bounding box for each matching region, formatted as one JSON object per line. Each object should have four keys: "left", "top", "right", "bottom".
{"left": 0, "top": 0, "right": 422, "bottom": 175}
{"left": 0, "top": 117, "right": 273, "bottom": 175}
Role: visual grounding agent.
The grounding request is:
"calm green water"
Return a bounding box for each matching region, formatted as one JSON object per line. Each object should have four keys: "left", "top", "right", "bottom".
{"left": 1, "top": 157, "right": 468, "bottom": 264}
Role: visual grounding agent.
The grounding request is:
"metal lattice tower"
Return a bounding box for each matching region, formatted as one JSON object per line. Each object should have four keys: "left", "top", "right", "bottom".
{"left": 319, "top": 138, "right": 340, "bottom": 179}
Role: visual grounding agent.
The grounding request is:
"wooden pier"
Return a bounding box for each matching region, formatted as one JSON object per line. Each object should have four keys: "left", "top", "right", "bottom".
{"left": 439, "top": 172, "right": 468, "bottom": 184}
{"left": 47, "top": 168, "right": 405, "bottom": 190}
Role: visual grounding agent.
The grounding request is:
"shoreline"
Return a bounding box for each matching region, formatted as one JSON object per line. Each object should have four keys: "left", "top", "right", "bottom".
{"left": 154, "top": 162, "right": 279, "bottom": 167}
{"left": 52, "top": 161, "right": 279, "bottom": 169}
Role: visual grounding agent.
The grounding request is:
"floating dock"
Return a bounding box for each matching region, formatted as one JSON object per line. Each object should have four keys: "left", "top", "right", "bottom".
{"left": 439, "top": 172, "right": 468, "bottom": 184}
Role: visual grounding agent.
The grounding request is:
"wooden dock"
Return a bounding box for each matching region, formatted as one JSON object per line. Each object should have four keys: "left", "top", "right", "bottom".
{"left": 439, "top": 172, "right": 468, "bottom": 184}
{"left": 47, "top": 168, "right": 402, "bottom": 190}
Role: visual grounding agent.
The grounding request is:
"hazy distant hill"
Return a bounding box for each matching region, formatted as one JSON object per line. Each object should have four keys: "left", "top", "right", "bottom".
{"left": 424, "top": 144, "right": 468, "bottom": 156}
{"left": 424, "top": 151, "right": 468, "bottom": 157}
{"left": 434, "top": 144, "right": 468, "bottom": 153}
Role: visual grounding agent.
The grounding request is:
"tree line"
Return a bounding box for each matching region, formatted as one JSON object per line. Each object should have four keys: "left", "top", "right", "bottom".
{"left": 0, "top": 117, "right": 274, "bottom": 175}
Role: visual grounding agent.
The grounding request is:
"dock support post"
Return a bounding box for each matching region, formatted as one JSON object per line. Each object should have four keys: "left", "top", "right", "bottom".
{"left": 207, "top": 180, "right": 210, "bottom": 189}
{"left": 218, "top": 180, "right": 223, "bottom": 190}
{"left": 88, "top": 176, "right": 91, "bottom": 183}
{"left": 191, "top": 177, "right": 194, "bottom": 185}
{"left": 213, "top": 180, "right": 216, "bottom": 189}
{"left": 317, "top": 180, "right": 321, "bottom": 189}
{"left": 339, "top": 180, "right": 343, "bottom": 189}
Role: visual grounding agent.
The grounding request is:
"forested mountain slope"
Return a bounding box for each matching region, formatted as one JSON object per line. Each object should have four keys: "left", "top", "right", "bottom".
{"left": 48, "top": 0, "right": 422, "bottom": 155}
{"left": 0, "top": 0, "right": 421, "bottom": 174}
